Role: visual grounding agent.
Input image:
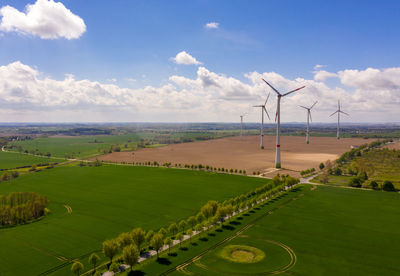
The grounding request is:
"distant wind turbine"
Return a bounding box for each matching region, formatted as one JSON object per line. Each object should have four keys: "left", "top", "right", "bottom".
{"left": 300, "top": 101, "right": 318, "bottom": 144}
{"left": 253, "top": 94, "right": 270, "bottom": 149}
{"left": 262, "top": 79, "right": 305, "bottom": 168}
{"left": 240, "top": 113, "right": 248, "bottom": 138}
{"left": 330, "top": 100, "right": 349, "bottom": 139}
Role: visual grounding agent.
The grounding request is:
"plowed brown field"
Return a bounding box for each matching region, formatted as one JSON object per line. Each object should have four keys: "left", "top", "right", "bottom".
{"left": 95, "top": 136, "right": 374, "bottom": 177}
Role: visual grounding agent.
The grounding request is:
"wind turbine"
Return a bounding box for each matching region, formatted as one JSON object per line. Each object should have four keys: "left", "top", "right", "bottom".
{"left": 239, "top": 113, "right": 248, "bottom": 138}
{"left": 262, "top": 79, "right": 305, "bottom": 168}
{"left": 330, "top": 100, "right": 349, "bottom": 139}
{"left": 253, "top": 94, "right": 270, "bottom": 149}
{"left": 300, "top": 101, "right": 318, "bottom": 144}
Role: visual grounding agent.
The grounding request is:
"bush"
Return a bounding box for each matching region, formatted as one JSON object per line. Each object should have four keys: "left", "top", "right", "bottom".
{"left": 348, "top": 177, "right": 361, "bottom": 188}
{"left": 369, "top": 180, "right": 379, "bottom": 190}
{"left": 382, "top": 181, "right": 395, "bottom": 192}
{"left": 319, "top": 162, "right": 325, "bottom": 170}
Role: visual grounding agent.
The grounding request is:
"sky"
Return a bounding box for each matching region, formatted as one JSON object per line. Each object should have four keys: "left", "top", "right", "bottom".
{"left": 0, "top": 0, "right": 399, "bottom": 123}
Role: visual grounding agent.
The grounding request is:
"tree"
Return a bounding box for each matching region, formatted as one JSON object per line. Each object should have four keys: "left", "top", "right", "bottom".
{"left": 88, "top": 253, "right": 100, "bottom": 272}
{"left": 369, "top": 180, "right": 379, "bottom": 190}
{"left": 196, "top": 213, "right": 205, "bottom": 224}
{"left": 320, "top": 172, "right": 329, "bottom": 184}
{"left": 164, "top": 237, "right": 173, "bottom": 253}
{"left": 122, "top": 244, "right": 140, "bottom": 271}
{"left": 145, "top": 230, "right": 154, "bottom": 243}
{"left": 71, "top": 261, "right": 84, "bottom": 276}
{"left": 158, "top": 227, "right": 167, "bottom": 237}
{"left": 382, "top": 180, "right": 395, "bottom": 191}
{"left": 187, "top": 229, "right": 193, "bottom": 242}
{"left": 201, "top": 200, "right": 218, "bottom": 219}
{"left": 131, "top": 228, "right": 146, "bottom": 252}
{"left": 118, "top": 232, "right": 132, "bottom": 249}
{"left": 187, "top": 216, "right": 197, "bottom": 229}
{"left": 178, "top": 220, "right": 186, "bottom": 232}
{"left": 168, "top": 223, "right": 178, "bottom": 236}
{"left": 319, "top": 162, "right": 325, "bottom": 170}
{"left": 348, "top": 177, "right": 361, "bottom": 188}
{"left": 176, "top": 233, "right": 184, "bottom": 248}
{"left": 102, "top": 239, "right": 119, "bottom": 263}
{"left": 194, "top": 224, "right": 203, "bottom": 236}
{"left": 110, "top": 262, "right": 119, "bottom": 273}
{"left": 150, "top": 234, "right": 164, "bottom": 259}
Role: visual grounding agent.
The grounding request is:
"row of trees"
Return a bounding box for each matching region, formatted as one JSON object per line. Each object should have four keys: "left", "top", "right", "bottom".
{"left": 300, "top": 168, "right": 316, "bottom": 176}
{"left": 92, "top": 175, "right": 298, "bottom": 274}
{"left": 0, "top": 192, "right": 49, "bottom": 226}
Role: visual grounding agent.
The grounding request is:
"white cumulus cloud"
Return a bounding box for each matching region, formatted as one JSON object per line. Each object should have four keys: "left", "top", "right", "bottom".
{"left": 205, "top": 22, "right": 219, "bottom": 29}
{"left": 0, "top": 0, "right": 86, "bottom": 39}
{"left": 1, "top": 61, "right": 400, "bottom": 122}
{"left": 171, "top": 51, "right": 202, "bottom": 65}
{"left": 314, "top": 70, "right": 337, "bottom": 82}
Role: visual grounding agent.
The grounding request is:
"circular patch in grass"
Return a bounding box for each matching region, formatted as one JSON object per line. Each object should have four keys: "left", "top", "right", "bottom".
{"left": 219, "top": 245, "right": 265, "bottom": 263}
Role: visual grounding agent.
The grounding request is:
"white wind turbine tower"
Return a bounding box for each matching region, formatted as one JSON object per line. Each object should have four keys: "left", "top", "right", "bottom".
{"left": 300, "top": 101, "right": 318, "bottom": 144}
{"left": 253, "top": 94, "right": 270, "bottom": 149}
{"left": 330, "top": 100, "right": 349, "bottom": 139}
{"left": 240, "top": 113, "right": 248, "bottom": 138}
{"left": 262, "top": 79, "right": 306, "bottom": 168}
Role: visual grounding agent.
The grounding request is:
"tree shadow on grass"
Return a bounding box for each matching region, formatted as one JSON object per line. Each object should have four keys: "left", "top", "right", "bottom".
{"left": 208, "top": 233, "right": 216, "bottom": 237}
{"left": 191, "top": 242, "right": 198, "bottom": 246}
{"left": 127, "top": 270, "right": 146, "bottom": 276}
{"left": 156, "top": 258, "right": 172, "bottom": 265}
{"left": 291, "top": 187, "right": 301, "bottom": 193}
{"left": 179, "top": 247, "right": 188, "bottom": 251}
{"left": 243, "top": 214, "right": 250, "bottom": 216}
{"left": 249, "top": 210, "right": 256, "bottom": 213}
{"left": 222, "top": 225, "right": 235, "bottom": 231}
{"left": 254, "top": 207, "right": 261, "bottom": 210}
{"left": 216, "top": 228, "right": 223, "bottom": 232}
{"left": 230, "top": 220, "right": 241, "bottom": 225}
{"left": 200, "top": 237, "right": 209, "bottom": 242}
{"left": 237, "top": 217, "right": 244, "bottom": 220}
{"left": 168, "top": 252, "right": 177, "bottom": 257}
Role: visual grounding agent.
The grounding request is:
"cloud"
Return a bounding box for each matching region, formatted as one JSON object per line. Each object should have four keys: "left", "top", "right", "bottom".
{"left": 0, "top": 0, "right": 86, "bottom": 39}
{"left": 314, "top": 70, "right": 337, "bottom": 82}
{"left": 171, "top": 51, "right": 202, "bottom": 65}
{"left": 205, "top": 22, "right": 219, "bottom": 29}
{"left": 1, "top": 61, "right": 400, "bottom": 122}
{"left": 314, "top": 64, "right": 326, "bottom": 70}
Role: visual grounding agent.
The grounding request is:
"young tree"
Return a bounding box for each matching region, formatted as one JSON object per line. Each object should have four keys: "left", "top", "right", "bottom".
{"left": 118, "top": 232, "right": 132, "bottom": 249}
{"left": 178, "top": 220, "right": 186, "bottom": 233}
{"left": 319, "top": 162, "right": 325, "bottom": 170}
{"left": 187, "top": 216, "right": 197, "bottom": 229}
{"left": 102, "top": 239, "right": 119, "bottom": 263}
{"left": 71, "top": 261, "right": 84, "bottom": 276}
{"left": 164, "top": 237, "right": 173, "bottom": 253}
{"left": 122, "top": 244, "right": 140, "bottom": 271}
{"left": 131, "top": 228, "right": 146, "bottom": 252}
{"left": 150, "top": 234, "right": 164, "bottom": 259}
{"left": 196, "top": 213, "right": 205, "bottom": 224}
{"left": 158, "top": 227, "right": 167, "bottom": 237}
{"left": 369, "top": 180, "right": 379, "bottom": 190}
{"left": 187, "top": 229, "right": 193, "bottom": 242}
{"left": 88, "top": 253, "right": 100, "bottom": 273}
{"left": 168, "top": 223, "right": 178, "bottom": 236}
{"left": 176, "top": 233, "right": 184, "bottom": 248}
{"left": 145, "top": 230, "right": 154, "bottom": 243}
{"left": 194, "top": 224, "right": 203, "bottom": 236}
{"left": 109, "top": 262, "right": 119, "bottom": 273}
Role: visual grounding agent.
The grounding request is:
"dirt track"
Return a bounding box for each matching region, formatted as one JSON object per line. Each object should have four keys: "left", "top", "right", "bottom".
{"left": 96, "top": 136, "right": 373, "bottom": 177}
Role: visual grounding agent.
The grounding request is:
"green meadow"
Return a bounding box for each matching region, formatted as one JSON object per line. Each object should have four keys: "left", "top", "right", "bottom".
{"left": 182, "top": 185, "right": 400, "bottom": 276}
{"left": 8, "top": 134, "right": 140, "bottom": 158}
{"left": 0, "top": 151, "right": 60, "bottom": 170}
{"left": 0, "top": 165, "right": 268, "bottom": 276}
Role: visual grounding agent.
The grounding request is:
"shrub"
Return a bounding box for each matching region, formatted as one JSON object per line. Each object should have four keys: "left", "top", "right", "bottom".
{"left": 369, "top": 180, "right": 379, "bottom": 190}
{"left": 319, "top": 162, "right": 325, "bottom": 170}
{"left": 382, "top": 181, "right": 395, "bottom": 192}
{"left": 348, "top": 177, "right": 361, "bottom": 188}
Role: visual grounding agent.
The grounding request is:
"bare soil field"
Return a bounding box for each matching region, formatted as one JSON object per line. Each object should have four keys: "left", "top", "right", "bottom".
{"left": 386, "top": 140, "right": 400, "bottom": 150}
{"left": 96, "top": 136, "right": 373, "bottom": 177}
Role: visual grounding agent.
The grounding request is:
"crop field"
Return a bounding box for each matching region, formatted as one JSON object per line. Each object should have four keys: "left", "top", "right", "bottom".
{"left": 8, "top": 134, "right": 140, "bottom": 158}
{"left": 0, "top": 151, "right": 59, "bottom": 170}
{"left": 0, "top": 165, "right": 268, "bottom": 276}
{"left": 98, "top": 136, "right": 374, "bottom": 176}
{"left": 179, "top": 185, "right": 400, "bottom": 276}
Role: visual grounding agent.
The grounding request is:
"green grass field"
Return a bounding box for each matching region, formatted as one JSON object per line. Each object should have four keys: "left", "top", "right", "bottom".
{"left": 0, "top": 151, "right": 60, "bottom": 170}
{"left": 8, "top": 134, "right": 140, "bottom": 158}
{"left": 0, "top": 165, "right": 268, "bottom": 276}
{"left": 182, "top": 185, "right": 400, "bottom": 276}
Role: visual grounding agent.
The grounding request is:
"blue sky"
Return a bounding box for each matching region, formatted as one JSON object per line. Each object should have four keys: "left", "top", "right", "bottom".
{"left": 0, "top": 0, "right": 399, "bottom": 122}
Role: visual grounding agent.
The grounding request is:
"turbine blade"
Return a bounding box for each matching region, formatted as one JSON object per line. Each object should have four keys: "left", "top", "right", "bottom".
{"left": 263, "top": 106, "right": 270, "bottom": 120}
{"left": 261, "top": 78, "right": 281, "bottom": 95}
{"left": 264, "top": 92, "right": 270, "bottom": 106}
{"left": 310, "top": 100, "right": 318, "bottom": 109}
{"left": 330, "top": 110, "right": 339, "bottom": 117}
{"left": 340, "top": 111, "right": 349, "bottom": 116}
{"left": 282, "top": 86, "right": 306, "bottom": 97}
{"left": 299, "top": 105, "right": 308, "bottom": 109}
